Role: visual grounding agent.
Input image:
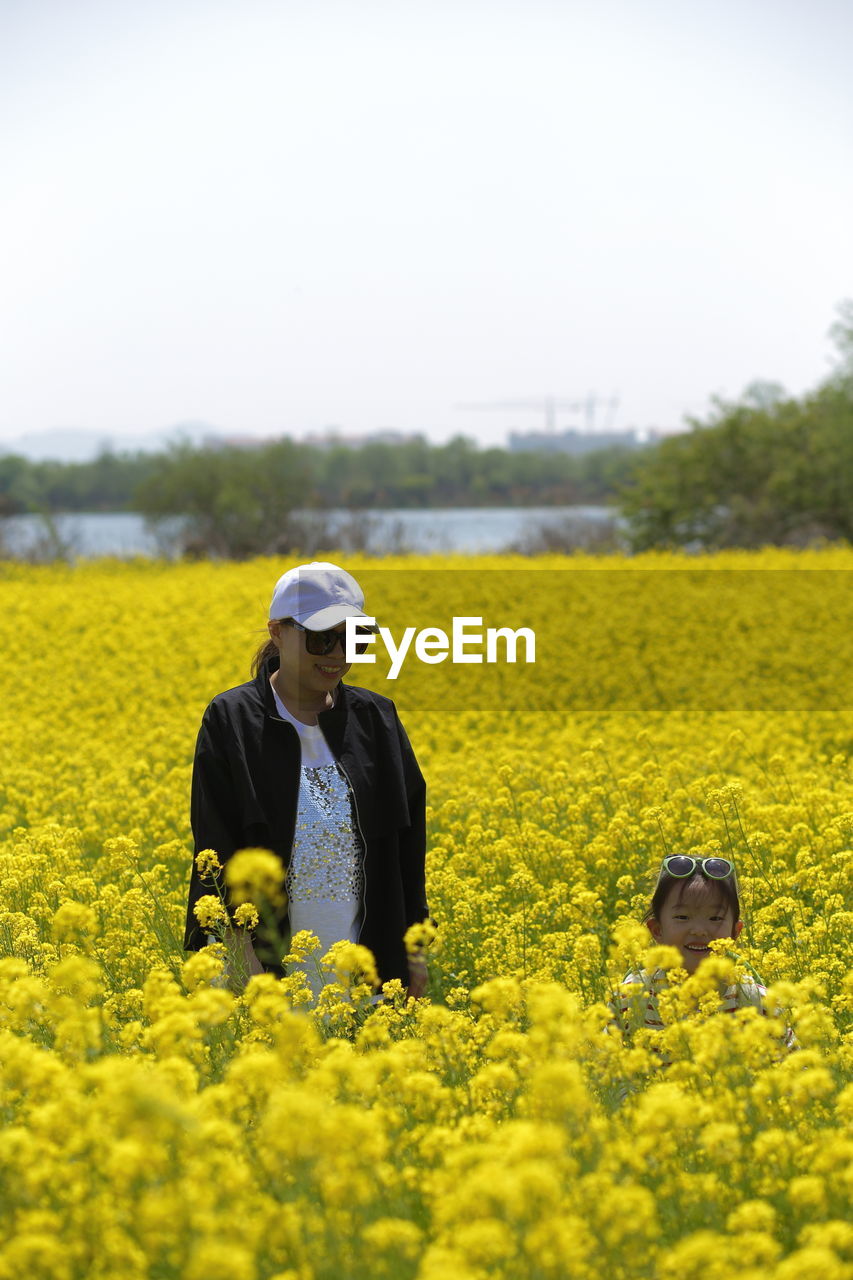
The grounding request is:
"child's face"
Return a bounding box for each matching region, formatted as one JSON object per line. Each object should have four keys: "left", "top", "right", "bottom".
{"left": 647, "top": 880, "right": 742, "bottom": 973}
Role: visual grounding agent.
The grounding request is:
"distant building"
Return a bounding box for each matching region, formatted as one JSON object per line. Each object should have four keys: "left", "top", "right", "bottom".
{"left": 507, "top": 428, "right": 648, "bottom": 455}
{"left": 301, "top": 429, "right": 422, "bottom": 449}
{"left": 211, "top": 429, "right": 424, "bottom": 451}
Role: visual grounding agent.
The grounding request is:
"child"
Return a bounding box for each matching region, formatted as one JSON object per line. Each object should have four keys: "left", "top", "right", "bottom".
{"left": 611, "top": 854, "right": 792, "bottom": 1039}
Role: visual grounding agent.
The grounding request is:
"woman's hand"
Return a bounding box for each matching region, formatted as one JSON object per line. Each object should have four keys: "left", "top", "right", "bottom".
{"left": 213, "top": 926, "right": 264, "bottom": 992}
{"left": 407, "top": 954, "right": 429, "bottom": 999}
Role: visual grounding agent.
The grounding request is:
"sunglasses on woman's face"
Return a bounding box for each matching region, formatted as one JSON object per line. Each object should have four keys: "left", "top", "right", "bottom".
{"left": 282, "top": 619, "right": 376, "bottom": 656}
{"left": 661, "top": 855, "right": 735, "bottom": 880}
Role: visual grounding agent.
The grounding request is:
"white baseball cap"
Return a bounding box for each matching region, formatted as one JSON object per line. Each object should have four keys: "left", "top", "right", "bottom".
{"left": 268, "top": 561, "right": 368, "bottom": 629}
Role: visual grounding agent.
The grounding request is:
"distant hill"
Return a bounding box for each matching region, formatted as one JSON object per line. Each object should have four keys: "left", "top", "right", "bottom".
{"left": 0, "top": 422, "right": 222, "bottom": 462}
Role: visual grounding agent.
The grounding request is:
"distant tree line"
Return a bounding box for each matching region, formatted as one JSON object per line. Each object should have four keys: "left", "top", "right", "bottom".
{"left": 0, "top": 434, "right": 639, "bottom": 518}
{"left": 0, "top": 450, "right": 160, "bottom": 517}
{"left": 3, "top": 304, "right": 850, "bottom": 556}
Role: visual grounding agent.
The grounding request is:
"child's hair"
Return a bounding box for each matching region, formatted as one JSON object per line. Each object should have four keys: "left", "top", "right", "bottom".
{"left": 646, "top": 866, "right": 741, "bottom": 924}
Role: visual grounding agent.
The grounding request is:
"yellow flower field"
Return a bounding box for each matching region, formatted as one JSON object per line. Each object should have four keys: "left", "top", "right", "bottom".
{"left": 0, "top": 549, "right": 851, "bottom": 1280}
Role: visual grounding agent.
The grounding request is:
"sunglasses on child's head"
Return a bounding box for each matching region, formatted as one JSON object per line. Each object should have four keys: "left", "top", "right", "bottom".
{"left": 661, "top": 855, "right": 735, "bottom": 881}
{"left": 282, "top": 618, "right": 376, "bottom": 656}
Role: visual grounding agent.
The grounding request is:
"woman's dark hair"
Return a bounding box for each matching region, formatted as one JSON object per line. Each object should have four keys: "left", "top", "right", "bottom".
{"left": 251, "top": 638, "right": 278, "bottom": 677}
{"left": 251, "top": 619, "right": 288, "bottom": 677}
{"left": 646, "top": 867, "right": 740, "bottom": 924}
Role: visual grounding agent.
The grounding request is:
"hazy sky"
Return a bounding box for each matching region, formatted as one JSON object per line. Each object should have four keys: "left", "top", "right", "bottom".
{"left": 2, "top": 0, "right": 851, "bottom": 450}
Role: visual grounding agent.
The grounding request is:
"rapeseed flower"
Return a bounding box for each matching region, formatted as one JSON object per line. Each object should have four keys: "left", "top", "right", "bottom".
{"left": 224, "top": 848, "right": 286, "bottom": 908}
{"left": 0, "top": 550, "right": 850, "bottom": 1278}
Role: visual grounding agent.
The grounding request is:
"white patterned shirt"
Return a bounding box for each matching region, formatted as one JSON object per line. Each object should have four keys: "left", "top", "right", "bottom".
{"left": 272, "top": 684, "right": 364, "bottom": 995}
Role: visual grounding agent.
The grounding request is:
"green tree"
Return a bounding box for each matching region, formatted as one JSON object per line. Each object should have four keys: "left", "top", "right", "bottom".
{"left": 0, "top": 455, "right": 36, "bottom": 515}
{"left": 135, "top": 438, "right": 313, "bottom": 558}
{"left": 619, "top": 304, "right": 853, "bottom": 550}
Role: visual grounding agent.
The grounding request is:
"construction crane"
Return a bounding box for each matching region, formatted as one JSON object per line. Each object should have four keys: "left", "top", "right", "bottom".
{"left": 455, "top": 394, "right": 620, "bottom": 434}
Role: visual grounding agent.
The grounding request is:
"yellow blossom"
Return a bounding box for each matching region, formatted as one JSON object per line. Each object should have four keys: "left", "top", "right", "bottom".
{"left": 233, "top": 902, "right": 259, "bottom": 930}
{"left": 194, "top": 848, "right": 222, "bottom": 879}
{"left": 225, "top": 848, "right": 286, "bottom": 907}
{"left": 191, "top": 894, "right": 229, "bottom": 932}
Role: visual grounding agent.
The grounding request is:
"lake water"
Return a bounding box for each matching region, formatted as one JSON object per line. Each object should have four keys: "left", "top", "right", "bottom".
{"left": 0, "top": 506, "right": 621, "bottom": 558}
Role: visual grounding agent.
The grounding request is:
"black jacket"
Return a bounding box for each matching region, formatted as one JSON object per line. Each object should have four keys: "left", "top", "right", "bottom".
{"left": 184, "top": 658, "right": 428, "bottom": 985}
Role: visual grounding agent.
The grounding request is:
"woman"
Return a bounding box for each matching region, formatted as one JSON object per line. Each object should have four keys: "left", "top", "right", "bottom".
{"left": 184, "top": 561, "right": 429, "bottom": 996}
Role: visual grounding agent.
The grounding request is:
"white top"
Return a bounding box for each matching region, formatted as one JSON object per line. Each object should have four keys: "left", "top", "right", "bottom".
{"left": 271, "top": 682, "right": 364, "bottom": 996}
